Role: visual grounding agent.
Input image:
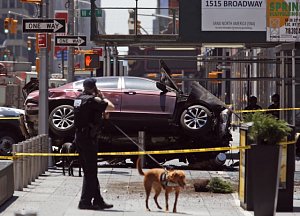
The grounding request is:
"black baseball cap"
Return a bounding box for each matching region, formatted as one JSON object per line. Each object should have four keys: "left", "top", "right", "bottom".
{"left": 83, "top": 78, "right": 97, "bottom": 90}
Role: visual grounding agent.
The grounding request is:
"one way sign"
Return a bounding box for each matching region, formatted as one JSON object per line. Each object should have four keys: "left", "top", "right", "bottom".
{"left": 55, "top": 36, "right": 87, "bottom": 46}
{"left": 23, "top": 19, "right": 66, "bottom": 33}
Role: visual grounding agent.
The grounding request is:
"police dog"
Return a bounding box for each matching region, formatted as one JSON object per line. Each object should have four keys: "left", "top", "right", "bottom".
{"left": 60, "top": 142, "right": 82, "bottom": 177}
{"left": 137, "top": 158, "right": 186, "bottom": 213}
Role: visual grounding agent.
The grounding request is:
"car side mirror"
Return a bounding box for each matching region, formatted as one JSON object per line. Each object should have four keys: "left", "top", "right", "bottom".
{"left": 156, "top": 82, "right": 167, "bottom": 92}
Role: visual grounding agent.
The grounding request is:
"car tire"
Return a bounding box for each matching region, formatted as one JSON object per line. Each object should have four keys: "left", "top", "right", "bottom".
{"left": 0, "top": 131, "right": 18, "bottom": 155}
{"left": 180, "top": 104, "right": 212, "bottom": 135}
{"left": 49, "top": 105, "right": 75, "bottom": 137}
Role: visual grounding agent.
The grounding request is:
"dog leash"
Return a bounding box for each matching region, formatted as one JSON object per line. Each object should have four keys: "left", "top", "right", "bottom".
{"left": 108, "top": 120, "right": 165, "bottom": 168}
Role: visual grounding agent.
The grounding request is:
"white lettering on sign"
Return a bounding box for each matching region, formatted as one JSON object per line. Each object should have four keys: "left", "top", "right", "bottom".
{"left": 202, "top": 0, "right": 266, "bottom": 31}
{"left": 27, "top": 23, "right": 41, "bottom": 29}
{"left": 25, "top": 20, "right": 63, "bottom": 32}
{"left": 204, "top": 1, "right": 263, "bottom": 8}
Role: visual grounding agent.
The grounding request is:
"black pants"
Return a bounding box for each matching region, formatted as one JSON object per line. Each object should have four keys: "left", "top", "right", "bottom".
{"left": 76, "top": 132, "right": 104, "bottom": 205}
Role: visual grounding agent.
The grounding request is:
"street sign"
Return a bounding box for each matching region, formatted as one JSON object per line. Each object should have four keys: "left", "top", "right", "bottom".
{"left": 38, "top": 33, "right": 48, "bottom": 48}
{"left": 80, "top": 9, "right": 102, "bottom": 17}
{"left": 22, "top": 19, "right": 66, "bottom": 33}
{"left": 55, "top": 36, "right": 87, "bottom": 46}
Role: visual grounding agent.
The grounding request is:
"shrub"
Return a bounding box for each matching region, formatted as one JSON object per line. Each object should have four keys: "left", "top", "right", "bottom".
{"left": 206, "top": 177, "right": 234, "bottom": 193}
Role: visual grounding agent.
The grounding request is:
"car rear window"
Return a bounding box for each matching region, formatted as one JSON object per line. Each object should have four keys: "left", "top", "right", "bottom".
{"left": 124, "top": 77, "right": 158, "bottom": 91}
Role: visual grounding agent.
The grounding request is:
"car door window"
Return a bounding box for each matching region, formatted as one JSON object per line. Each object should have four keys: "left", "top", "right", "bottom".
{"left": 96, "top": 77, "right": 119, "bottom": 89}
{"left": 124, "top": 77, "right": 158, "bottom": 91}
{"left": 73, "top": 77, "right": 119, "bottom": 89}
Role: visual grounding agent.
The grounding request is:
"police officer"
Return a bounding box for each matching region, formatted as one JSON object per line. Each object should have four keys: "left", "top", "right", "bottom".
{"left": 74, "top": 78, "right": 114, "bottom": 210}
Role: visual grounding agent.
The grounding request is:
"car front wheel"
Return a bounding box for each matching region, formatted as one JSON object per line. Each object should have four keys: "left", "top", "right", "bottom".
{"left": 180, "top": 104, "right": 212, "bottom": 135}
{"left": 49, "top": 105, "right": 75, "bottom": 137}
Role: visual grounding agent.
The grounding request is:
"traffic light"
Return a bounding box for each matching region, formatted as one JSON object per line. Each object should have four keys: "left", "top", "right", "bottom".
{"left": 10, "top": 19, "right": 18, "bottom": 34}
{"left": 84, "top": 54, "right": 99, "bottom": 68}
{"left": 35, "top": 57, "right": 40, "bottom": 74}
{"left": 27, "top": 40, "right": 32, "bottom": 51}
{"left": 4, "top": 18, "right": 10, "bottom": 33}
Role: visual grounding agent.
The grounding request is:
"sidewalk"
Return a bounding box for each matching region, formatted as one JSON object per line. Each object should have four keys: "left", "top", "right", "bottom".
{"left": 0, "top": 166, "right": 254, "bottom": 216}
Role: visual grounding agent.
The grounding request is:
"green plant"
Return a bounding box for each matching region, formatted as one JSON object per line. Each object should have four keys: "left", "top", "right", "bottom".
{"left": 206, "top": 177, "right": 234, "bottom": 193}
{"left": 243, "top": 112, "right": 292, "bottom": 145}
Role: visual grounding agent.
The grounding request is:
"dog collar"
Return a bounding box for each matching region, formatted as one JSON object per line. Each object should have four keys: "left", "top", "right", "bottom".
{"left": 160, "top": 172, "right": 179, "bottom": 187}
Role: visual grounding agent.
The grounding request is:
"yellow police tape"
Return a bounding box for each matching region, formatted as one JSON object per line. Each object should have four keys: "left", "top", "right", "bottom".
{"left": 0, "top": 140, "right": 295, "bottom": 160}
{"left": 235, "top": 107, "right": 300, "bottom": 113}
{"left": 0, "top": 117, "right": 20, "bottom": 120}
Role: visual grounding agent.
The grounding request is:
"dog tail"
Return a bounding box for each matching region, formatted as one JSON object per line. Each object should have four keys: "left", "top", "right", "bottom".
{"left": 136, "top": 158, "right": 144, "bottom": 176}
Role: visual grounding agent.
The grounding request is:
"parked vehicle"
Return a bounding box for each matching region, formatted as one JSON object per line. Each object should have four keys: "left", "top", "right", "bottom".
{"left": 0, "top": 107, "right": 25, "bottom": 155}
{"left": 23, "top": 60, "right": 232, "bottom": 163}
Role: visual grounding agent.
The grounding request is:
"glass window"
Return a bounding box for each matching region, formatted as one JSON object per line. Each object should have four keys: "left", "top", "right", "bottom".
{"left": 73, "top": 77, "right": 119, "bottom": 89}
{"left": 124, "top": 77, "right": 158, "bottom": 91}
{"left": 96, "top": 77, "right": 118, "bottom": 89}
{"left": 15, "top": 46, "right": 20, "bottom": 57}
{"left": 10, "top": 0, "right": 15, "bottom": 8}
{"left": 2, "top": 1, "right": 8, "bottom": 8}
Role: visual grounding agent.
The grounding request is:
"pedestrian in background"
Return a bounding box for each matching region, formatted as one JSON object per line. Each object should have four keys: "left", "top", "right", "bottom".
{"left": 268, "top": 93, "right": 280, "bottom": 119}
{"left": 245, "top": 96, "right": 262, "bottom": 111}
{"left": 74, "top": 78, "right": 114, "bottom": 210}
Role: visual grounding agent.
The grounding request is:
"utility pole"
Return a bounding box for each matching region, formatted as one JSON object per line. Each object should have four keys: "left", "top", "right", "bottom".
{"left": 38, "top": 0, "right": 49, "bottom": 135}
{"left": 67, "top": 0, "right": 75, "bottom": 82}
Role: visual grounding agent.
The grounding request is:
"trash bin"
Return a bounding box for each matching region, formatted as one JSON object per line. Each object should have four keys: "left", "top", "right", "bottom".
{"left": 239, "top": 123, "right": 295, "bottom": 212}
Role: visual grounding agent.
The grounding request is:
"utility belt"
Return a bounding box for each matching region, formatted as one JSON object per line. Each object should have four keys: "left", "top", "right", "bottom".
{"left": 76, "top": 126, "right": 100, "bottom": 138}
{"left": 76, "top": 127, "right": 90, "bottom": 133}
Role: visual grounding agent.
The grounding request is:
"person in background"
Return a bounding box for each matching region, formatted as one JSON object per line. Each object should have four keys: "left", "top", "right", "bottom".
{"left": 245, "top": 96, "right": 262, "bottom": 111}
{"left": 268, "top": 93, "right": 280, "bottom": 119}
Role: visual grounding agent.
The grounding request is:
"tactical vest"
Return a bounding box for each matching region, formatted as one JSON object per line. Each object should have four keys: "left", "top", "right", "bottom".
{"left": 73, "top": 94, "right": 95, "bottom": 129}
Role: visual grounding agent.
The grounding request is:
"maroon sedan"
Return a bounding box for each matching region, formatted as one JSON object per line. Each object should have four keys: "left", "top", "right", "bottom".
{"left": 24, "top": 66, "right": 232, "bottom": 164}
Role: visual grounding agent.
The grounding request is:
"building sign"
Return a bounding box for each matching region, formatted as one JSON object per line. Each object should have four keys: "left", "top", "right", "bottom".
{"left": 201, "top": 0, "right": 266, "bottom": 31}
{"left": 267, "top": 0, "right": 300, "bottom": 42}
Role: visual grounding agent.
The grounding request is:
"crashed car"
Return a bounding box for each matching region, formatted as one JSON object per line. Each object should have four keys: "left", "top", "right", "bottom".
{"left": 24, "top": 60, "right": 232, "bottom": 163}
{"left": 0, "top": 107, "right": 25, "bottom": 155}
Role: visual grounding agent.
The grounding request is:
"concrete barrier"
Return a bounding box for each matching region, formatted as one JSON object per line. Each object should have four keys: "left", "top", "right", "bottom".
{"left": 12, "top": 134, "right": 48, "bottom": 191}
{"left": 0, "top": 160, "right": 14, "bottom": 206}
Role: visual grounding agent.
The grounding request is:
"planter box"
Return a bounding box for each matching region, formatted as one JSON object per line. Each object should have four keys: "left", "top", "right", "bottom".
{"left": 250, "top": 144, "right": 281, "bottom": 216}
{"left": 0, "top": 160, "right": 14, "bottom": 206}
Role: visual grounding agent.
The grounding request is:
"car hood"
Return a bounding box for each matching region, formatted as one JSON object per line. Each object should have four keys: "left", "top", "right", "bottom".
{"left": 0, "top": 107, "right": 25, "bottom": 117}
{"left": 187, "top": 81, "right": 229, "bottom": 110}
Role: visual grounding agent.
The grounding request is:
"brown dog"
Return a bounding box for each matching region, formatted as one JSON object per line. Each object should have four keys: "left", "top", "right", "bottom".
{"left": 137, "top": 158, "right": 186, "bottom": 213}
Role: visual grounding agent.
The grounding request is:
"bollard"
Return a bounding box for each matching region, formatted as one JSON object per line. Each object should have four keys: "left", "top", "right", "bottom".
{"left": 38, "top": 135, "right": 42, "bottom": 175}
{"left": 13, "top": 143, "right": 23, "bottom": 191}
{"left": 29, "top": 139, "right": 35, "bottom": 183}
{"left": 33, "top": 137, "right": 39, "bottom": 179}
{"left": 48, "top": 137, "right": 53, "bottom": 168}
{"left": 13, "top": 144, "right": 17, "bottom": 190}
{"left": 44, "top": 135, "right": 49, "bottom": 171}
{"left": 22, "top": 141, "right": 28, "bottom": 188}
{"left": 27, "top": 140, "right": 33, "bottom": 185}
{"left": 138, "top": 131, "right": 145, "bottom": 168}
{"left": 41, "top": 135, "right": 47, "bottom": 173}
